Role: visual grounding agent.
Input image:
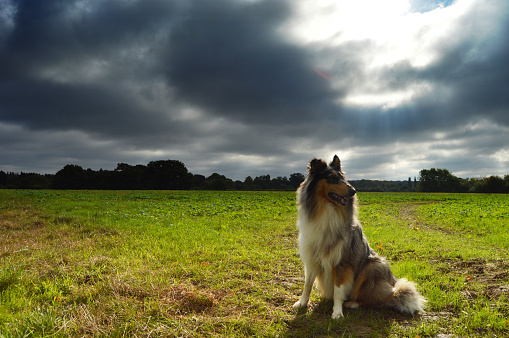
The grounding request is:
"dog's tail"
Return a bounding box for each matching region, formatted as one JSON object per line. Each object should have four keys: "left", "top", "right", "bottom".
{"left": 388, "top": 278, "right": 426, "bottom": 314}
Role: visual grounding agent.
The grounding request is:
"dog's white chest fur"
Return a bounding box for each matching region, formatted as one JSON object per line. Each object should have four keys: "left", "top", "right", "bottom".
{"left": 297, "top": 204, "right": 347, "bottom": 270}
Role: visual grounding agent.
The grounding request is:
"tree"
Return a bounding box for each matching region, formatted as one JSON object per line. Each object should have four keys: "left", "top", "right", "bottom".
{"left": 289, "top": 173, "right": 305, "bottom": 189}
{"left": 418, "top": 168, "right": 465, "bottom": 192}
{"left": 110, "top": 163, "right": 148, "bottom": 189}
{"left": 0, "top": 171, "right": 7, "bottom": 187}
{"left": 470, "top": 175, "right": 507, "bottom": 193}
{"left": 271, "top": 176, "right": 290, "bottom": 190}
{"left": 115, "top": 163, "right": 132, "bottom": 173}
{"left": 243, "top": 176, "right": 254, "bottom": 190}
{"left": 54, "top": 165, "right": 87, "bottom": 189}
{"left": 484, "top": 176, "right": 506, "bottom": 193}
{"left": 204, "top": 173, "right": 234, "bottom": 190}
{"left": 146, "top": 160, "right": 193, "bottom": 190}
{"left": 192, "top": 174, "right": 206, "bottom": 189}
{"left": 254, "top": 175, "right": 271, "bottom": 189}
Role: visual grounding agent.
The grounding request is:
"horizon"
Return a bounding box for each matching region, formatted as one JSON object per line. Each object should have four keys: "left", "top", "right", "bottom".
{"left": 4, "top": 159, "right": 506, "bottom": 183}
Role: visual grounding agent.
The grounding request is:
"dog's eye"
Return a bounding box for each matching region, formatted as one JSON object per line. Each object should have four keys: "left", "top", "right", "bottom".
{"left": 326, "top": 175, "right": 340, "bottom": 184}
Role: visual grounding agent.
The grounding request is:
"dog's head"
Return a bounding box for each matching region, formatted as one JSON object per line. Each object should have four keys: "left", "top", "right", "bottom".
{"left": 306, "top": 155, "right": 356, "bottom": 207}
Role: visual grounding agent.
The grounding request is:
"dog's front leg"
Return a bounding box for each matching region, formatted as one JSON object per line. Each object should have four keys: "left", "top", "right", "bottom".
{"left": 331, "top": 285, "right": 347, "bottom": 319}
{"left": 331, "top": 266, "right": 354, "bottom": 319}
{"left": 293, "top": 267, "right": 318, "bottom": 309}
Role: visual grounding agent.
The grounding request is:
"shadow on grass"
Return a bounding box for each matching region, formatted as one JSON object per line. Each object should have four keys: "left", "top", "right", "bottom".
{"left": 283, "top": 300, "right": 421, "bottom": 337}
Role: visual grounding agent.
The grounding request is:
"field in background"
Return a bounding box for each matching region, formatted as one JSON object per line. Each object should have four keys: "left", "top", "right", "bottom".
{"left": 1, "top": 190, "right": 508, "bottom": 337}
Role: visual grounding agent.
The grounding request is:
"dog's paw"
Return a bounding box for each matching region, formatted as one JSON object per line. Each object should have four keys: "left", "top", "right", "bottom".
{"left": 344, "top": 301, "right": 359, "bottom": 309}
{"left": 292, "top": 300, "right": 308, "bottom": 309}
{"left": 331, "top": 310, "right": 344, "bottom": 320}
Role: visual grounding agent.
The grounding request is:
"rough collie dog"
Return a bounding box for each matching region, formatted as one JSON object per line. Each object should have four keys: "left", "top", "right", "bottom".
{"left": 293, "top": 155, "right": 426, "bottom": 319}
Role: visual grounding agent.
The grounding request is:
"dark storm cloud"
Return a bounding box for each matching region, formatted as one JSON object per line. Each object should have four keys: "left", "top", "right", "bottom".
{"left": 0, "top": 0, "right": 186, "bottom": 139}
{"left": 0, "top": 0, "right": 182, "bottom": 77}
{"left": 1, "top": 0, "right": 338, "bottom": 135}
{"left": 165, "top": 0, "right": 339, "bottom": 124}
{"left": 432, "top": 42, "right": 509, "bottom": 126}
{"left": 1, "top": 80, "right": 159, "bottom": 133}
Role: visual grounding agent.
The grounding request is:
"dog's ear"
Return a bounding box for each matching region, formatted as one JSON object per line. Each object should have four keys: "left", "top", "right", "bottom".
{"left": 309, "top": 158, "right": 327, "bottom": 174}
{"left": 330, "top": 155, "right": 342, "bottom": 172}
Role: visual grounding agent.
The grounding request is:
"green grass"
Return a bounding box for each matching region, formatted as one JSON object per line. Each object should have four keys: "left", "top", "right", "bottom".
{"left": 0, "top": 190, "right": 508, "bottom": 337}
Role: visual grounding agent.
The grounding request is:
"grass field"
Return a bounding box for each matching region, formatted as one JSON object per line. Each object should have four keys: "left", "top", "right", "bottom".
{"left": 0, "top": 190, "right": 508, "bottom": 337}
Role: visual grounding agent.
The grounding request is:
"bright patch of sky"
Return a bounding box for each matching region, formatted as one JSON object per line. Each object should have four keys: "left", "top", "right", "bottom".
{"left": 284, "top": 0, "right": 487, "bottom": 107}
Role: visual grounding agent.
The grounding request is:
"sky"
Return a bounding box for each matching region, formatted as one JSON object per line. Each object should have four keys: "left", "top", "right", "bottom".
{"left": 1, "top": 0, "right": 509, "bottom": 181}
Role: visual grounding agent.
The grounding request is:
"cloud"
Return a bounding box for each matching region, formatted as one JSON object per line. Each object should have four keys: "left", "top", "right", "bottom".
{"left": 1, "top": 0, "right": 509, "bottom": 180}
{"left": 164, "top": 0, "right": 339, "bottom": 125}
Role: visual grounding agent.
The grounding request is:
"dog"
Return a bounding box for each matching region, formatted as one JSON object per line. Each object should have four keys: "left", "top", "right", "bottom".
{"left": 293, "top": 155, "right": 426, "bottom": 319}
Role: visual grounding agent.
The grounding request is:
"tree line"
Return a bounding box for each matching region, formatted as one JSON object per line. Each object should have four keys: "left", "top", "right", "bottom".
{"left": 417, "top": 168, "right": 509, "bottom": 193}
{"left": 1, "top": 160, "right": 508, "bottom": 193}
{"left": 0, "top": 160, "right": 305, "bottom": 191}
